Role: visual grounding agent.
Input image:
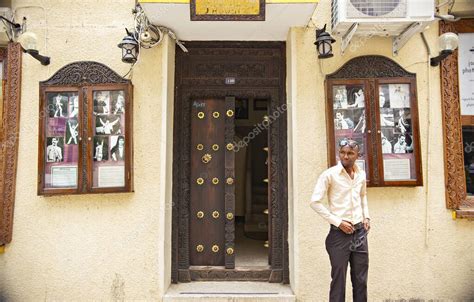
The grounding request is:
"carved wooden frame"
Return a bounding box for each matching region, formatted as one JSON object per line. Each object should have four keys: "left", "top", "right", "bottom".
{"left": 172, "top": 42, "right": 288, "bottom": 283}
{"left": 0, "top": 43, "right": 22, "bottom": 245}
{"left": 440, "top": 19, "right": 474, "bottom": 218}
{"left": 38, "top": 61, "right": 133, "bottom": 195}
{"left": 326, "top": 55, "right": 423, "bottom": 187}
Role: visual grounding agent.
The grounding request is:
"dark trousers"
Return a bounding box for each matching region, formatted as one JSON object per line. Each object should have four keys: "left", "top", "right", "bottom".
{"left": 325, "top": 225, "right": 369, "bottom": 302}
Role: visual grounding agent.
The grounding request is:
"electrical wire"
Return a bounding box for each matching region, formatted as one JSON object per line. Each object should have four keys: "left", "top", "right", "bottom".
{"left": 435, "top": 13, "right": 461, "bottom": 22}
{"left": 420, "top": 31, "right": 432, "bottom": 248}
{"left": 436, "top": 0, "right": 455, "bottom": 10}
{"left": 122, "top": 62, "right": 136, "bottom": 79}
{"left": 448, "top": 0, "right": 456, "bottom": 14}
{"left": 119, "top": 3, "right": 189, "bottom": 78}
{"left": 1, "top": 19, "right": 14, "bottom": 41}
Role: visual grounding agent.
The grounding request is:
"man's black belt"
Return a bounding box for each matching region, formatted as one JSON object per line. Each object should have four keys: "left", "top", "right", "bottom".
{"left": 331, "top": 222, "right": 364, "bottom": 231}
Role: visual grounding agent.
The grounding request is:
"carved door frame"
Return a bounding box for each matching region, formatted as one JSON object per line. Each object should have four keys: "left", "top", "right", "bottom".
{"left": 0, "top": 43, "right": 22, "bottom": 245}
{"left": 172, "top": 42, "right": 288, "bottom": 283}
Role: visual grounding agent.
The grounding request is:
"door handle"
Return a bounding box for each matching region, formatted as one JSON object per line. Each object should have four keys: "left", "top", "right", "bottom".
{"left": 202, "top": 153, "right": 212, "bottom": 163}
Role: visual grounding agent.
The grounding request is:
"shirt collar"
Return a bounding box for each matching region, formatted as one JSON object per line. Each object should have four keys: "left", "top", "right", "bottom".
{"left": 337, "top": 161, "right": 360, "bottom": 175}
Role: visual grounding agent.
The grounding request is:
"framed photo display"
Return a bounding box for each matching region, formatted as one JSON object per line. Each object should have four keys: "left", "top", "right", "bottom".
{"left": 38, "top": 62, "right": 133, "bottom": 195}
{"left": 326, "top": 56, "right": 422, "bottom": 187}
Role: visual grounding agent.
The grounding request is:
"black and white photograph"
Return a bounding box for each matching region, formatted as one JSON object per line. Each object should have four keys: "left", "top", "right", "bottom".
{"left": 393, "top": 134, "right": 407, "bottom": 153}
{"left": 111, "top": 91, "right": 125, "bottom": 114}
{"left": 68, "top": 94, "right": 79, "bottom": 118}
{"left": 394, "top": 108, "right": 412, "bottom": 135}
{"left": 93, "top": 136, "right": 109, "bottom": 162}
{"left": 334, "top": 110, "right": 354, "bottom": 130}
{"left": 93, "top": 91, "right": 111, "bottom": 115}
{"left": 389, "top": 84, "right": 410, "bottom": 108}
{"left": 110, "top": 135, "right": 125, "bottom": 161}
{"left": 346, "top": 86, "right": 365, "bottom": 108}
{"left": 381, "top": 129, "right": 395, "bottom": 154}
{"left": 393, "top": 134, "right": 414, "bottom": 153}
{"left": 353, "top": 109, "right": 366, "bottom": 133}
{"left": 333, "top": 85, "right": 348, "bottom": 109}
{"left": 380, "top": 108, "right": 395, "bottom": 127}
{"left": 65, "top": 119, "right": 79, "bottom": 145}
{"left": 48, "top": 94, "right": 68, "bottom": 118}
{"left": 379, "top": 85, "right": 390, "bottom": 108}
{"left": 46, "top": 137, "right": 64, "bottom": 162}
{"left": 236, "top": 98, "right": 249, "bottom": 119}
{"left": 95, "top": 115, "right": 121, "bottom": 135}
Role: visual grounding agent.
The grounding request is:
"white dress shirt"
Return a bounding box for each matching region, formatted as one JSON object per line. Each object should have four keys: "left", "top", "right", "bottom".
{"left": 310, "top": 162, "right": 370, "bottom": 227}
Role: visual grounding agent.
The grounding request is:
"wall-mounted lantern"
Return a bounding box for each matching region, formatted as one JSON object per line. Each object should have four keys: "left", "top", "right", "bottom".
{"left": 314, "top": 24, "right": 336, "bottom": 59}
{"left": 430, "top": 32, "right": 459, "bottom": 67}
{"left": 0, "top": 16, "right": 50, "bottom": 65}
{"left": 118, "top": 29, "right": 139, "bottom": 64}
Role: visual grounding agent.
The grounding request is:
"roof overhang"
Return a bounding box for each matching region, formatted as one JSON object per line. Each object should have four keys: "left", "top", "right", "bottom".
{"left": 139, "top": 0, "right": 318, "bottom": 41}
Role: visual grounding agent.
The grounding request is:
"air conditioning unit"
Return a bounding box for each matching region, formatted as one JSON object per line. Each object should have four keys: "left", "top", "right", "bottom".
{"left": 331, "top": 0, "right": 435, "bottom": 36}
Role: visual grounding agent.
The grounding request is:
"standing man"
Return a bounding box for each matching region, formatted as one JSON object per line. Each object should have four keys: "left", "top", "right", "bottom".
{"left": 46, "top": 138, "right": 63, "bottom": 162}
{"left": 310, "top": 139, "right": 370, "bottom": 302}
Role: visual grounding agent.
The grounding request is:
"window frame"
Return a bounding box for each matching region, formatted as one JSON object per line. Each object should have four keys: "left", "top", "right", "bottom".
{"left": 440, "top": 19, "right": 474, "bottom": 218}
{"left": 326, "top": 56, "right": 423, "bottom": 187}
{"left": 37, "top": 62, "right": 133, "bottom": 196}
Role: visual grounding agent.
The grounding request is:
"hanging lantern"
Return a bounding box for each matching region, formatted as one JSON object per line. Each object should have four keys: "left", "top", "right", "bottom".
{"left": 118, "top": 30, "right": 139, "bottom": 64}
{"left": 314, "top": 24, "right": 336, "bottom": 59}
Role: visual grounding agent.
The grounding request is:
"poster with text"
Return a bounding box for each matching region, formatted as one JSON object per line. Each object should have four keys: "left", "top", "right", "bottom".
{"left": 459, "top": 33, "right": 474, "bottom": 115}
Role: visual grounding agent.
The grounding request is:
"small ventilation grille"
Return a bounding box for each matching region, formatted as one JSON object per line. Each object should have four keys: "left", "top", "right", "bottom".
{"left": 347, "top": 0, "right": 406, "bottom": 18}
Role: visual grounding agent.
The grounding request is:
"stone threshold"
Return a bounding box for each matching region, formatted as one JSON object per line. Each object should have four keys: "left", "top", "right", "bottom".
{"left": 164, "top": 281, "right": 295, "bottom": 302}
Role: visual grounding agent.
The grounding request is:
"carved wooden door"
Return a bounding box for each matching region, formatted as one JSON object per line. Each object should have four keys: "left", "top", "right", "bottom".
{"left": 190, "top": 97, "right": 235, "bottom": 268}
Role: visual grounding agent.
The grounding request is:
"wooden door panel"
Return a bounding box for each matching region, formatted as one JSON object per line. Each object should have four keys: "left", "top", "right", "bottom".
{"left": 224, "top": 97, "right": 235, "bottom": 269}
{"left": 190, "top": 98, "right": 228, "bottom": 266}
{"left": 173, "top": 42, "right": 288, "bottom": 283}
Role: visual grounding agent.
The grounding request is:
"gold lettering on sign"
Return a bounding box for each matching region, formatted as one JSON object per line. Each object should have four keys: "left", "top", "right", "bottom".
{"left": 195, "top": 0, "right": 260, "bottom": 15}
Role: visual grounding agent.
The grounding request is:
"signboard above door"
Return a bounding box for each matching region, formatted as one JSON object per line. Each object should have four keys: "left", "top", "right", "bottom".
{"left": 190, "top": 0, "right": 265, "bottom": 21}
{"left": 139, "top": 0, "right": 318, "bottom": 41}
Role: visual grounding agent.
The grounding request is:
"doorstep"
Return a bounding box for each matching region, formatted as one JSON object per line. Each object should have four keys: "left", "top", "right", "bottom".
{"left": 163, "top": 281, "right": 295, "bottom": 302}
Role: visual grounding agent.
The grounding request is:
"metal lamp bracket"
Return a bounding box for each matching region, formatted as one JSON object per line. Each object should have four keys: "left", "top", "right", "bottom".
{"left": 341, "top": 23, "right": 359, "bottom": 55}
{"left": 392, "top": 22, "right": 423, "bottom": 56}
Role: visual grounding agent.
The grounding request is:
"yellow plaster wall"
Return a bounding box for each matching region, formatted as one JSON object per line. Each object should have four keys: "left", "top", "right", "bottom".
{"left": 288, "top": 1, "right": 474, "bottom": 301}
{"left": 1, "top": 0, "right": 473, "bottom": 301}
{"left": 0, "top": 0, "right": 171, "bottom": 300}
